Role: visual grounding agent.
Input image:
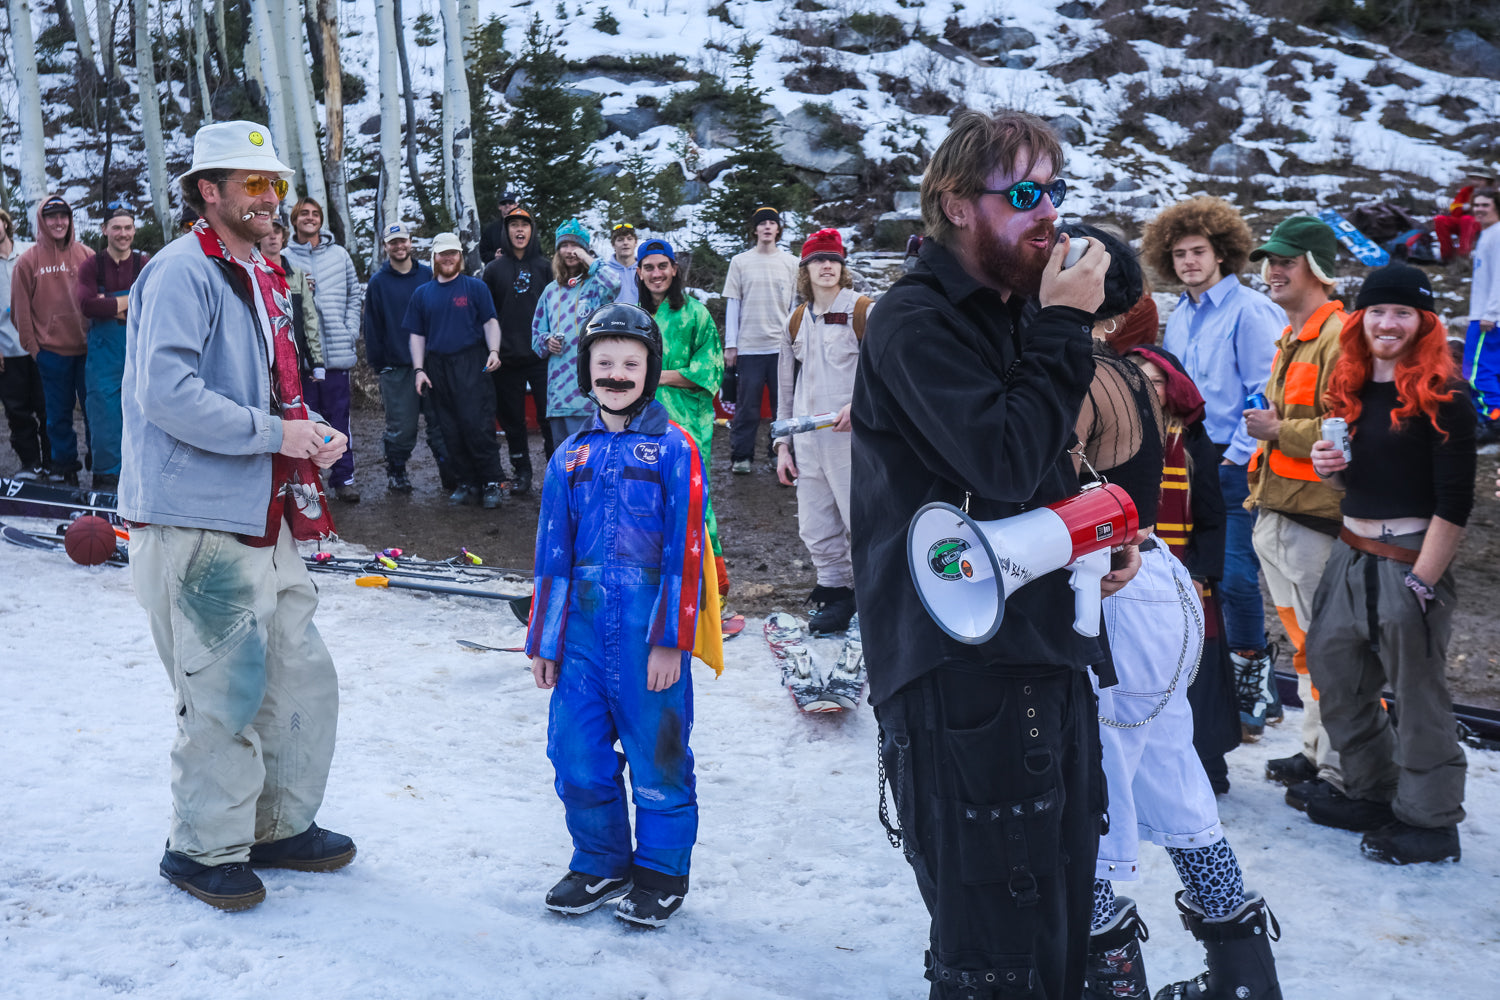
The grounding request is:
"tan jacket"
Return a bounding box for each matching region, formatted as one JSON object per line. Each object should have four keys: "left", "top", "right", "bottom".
{"left": 1246, "top": 299, "right": 1346, "bottom": 521}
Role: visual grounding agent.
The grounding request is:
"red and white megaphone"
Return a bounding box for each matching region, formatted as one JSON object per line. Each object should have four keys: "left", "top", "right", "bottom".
{"left": 907, "top": 482, "right": 1138, "bottom": 644}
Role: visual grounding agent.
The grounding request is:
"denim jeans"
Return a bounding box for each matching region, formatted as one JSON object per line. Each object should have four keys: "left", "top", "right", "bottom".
{"left": 36, "top": 348, "right": 88, "bottom": 472}
{"left": 1217, "top": 462, "right": 1265, "bottom": 651}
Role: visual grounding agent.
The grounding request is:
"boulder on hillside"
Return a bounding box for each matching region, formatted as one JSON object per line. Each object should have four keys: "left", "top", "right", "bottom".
{"left": 875, "top": 212, "right": 923, "bottom": 249}
{"left": 831, "top": 15, "right": 907, "bottom": 55}
{"left": 604, "top": 106, "right": 664, "bottom": 139}
{"left": 893, "top": 190, "right": 920, "bottom": 214}
{"left": 773, "top": 106, "right": 866, "bottom": 176}
{"left": 1207, "top": 143, "right": 1271, "bottom": 177}
{"left": 1057, "top": 1, "right": 1096, "bottom": 17}
{"left": 1448, "top": 30, "right": 1500, "bottom": 79}
{"left": 969, "top": 25, "right": 1037, "bottom": 59}
{"left": 1047, "top": 114, "right": 1087, "bottom": 145}
{"left": 358, "top": 115, "right": 381, "bottom": 137}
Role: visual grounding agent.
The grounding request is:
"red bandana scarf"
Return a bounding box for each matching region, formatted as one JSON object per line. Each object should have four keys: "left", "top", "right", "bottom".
{"left": 193, "top": 221, "right": 336, "bottom": 544}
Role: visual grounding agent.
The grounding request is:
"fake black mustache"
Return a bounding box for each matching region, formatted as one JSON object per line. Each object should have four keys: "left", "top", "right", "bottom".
{"left": 594, "top": 377, "right": 636, "bottom": 391}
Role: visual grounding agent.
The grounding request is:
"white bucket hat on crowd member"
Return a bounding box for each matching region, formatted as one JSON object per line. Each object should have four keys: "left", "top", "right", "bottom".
{"left": 431, "top": 233, "right": 463, "bottom": 255}
{"left": 185, "top": 121, "right": 294, "bottom": 178}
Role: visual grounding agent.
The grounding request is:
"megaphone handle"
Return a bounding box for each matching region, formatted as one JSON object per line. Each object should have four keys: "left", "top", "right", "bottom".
{"left": 1068, "top": 549, "right": 1110, "bottom": 636}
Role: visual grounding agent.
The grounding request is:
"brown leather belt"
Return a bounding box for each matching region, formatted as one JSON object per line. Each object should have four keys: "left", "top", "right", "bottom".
{"left": 1339, "top": 527, "right": 1419, "bottom": 565}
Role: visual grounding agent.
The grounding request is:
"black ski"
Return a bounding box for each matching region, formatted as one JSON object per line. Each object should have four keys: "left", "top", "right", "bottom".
{"left": 0, "top": 520, "right": 128, "bottom": 565}
{"left": 0, "top": 477, "right": 122, "bottom": 523}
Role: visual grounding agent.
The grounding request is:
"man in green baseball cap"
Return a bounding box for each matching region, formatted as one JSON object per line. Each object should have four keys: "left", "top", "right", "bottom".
{"left": 1245, "top": 213, "right": 1350, "bottom": 807}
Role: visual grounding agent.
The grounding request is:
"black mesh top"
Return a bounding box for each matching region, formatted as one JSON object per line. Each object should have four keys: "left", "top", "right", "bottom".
{"left": 1077, "top": 340, "right": 1165, "bottom": 528}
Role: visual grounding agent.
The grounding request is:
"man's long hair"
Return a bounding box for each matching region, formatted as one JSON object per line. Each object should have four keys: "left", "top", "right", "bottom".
{"left": 637, "top": 266, "right": 686, "bottom": 312}
{"left": 920, "top": 109, "right": 1064, "bottom": 248}
{"left": 1326, "top": 308, "right": 1461, "bottom": 440}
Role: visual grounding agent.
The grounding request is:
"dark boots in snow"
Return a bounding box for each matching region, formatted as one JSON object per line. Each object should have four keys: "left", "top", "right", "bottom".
{"left": 1153, "top": 890, "right": 1281, "bottom": 1000}
{"left": 1084, "top": 896, "right": 1151, "bottom": 999}
{"left": 807, "top": 585, "right": 856, "bottom": 634}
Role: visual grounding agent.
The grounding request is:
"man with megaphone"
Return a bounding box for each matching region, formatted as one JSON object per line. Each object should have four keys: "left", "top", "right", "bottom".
{"left": 851, "top": 110, "right": 1138, "bottom": 1000}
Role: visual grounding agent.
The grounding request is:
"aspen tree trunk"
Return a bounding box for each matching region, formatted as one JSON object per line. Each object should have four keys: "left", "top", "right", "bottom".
{"left": 248, "top": 0, "right": 298, "bottom": 198}
{"left": 317, "top": 0, "right": 349, "bottom": 246}
{"left": 373, "top": 0, "right": 402, "bottom": 250}
{"left": 69, "top": 0, "right": 96, "bottom": 66}
{"left": 458, "top": 0, "right": 477, "bottom": 60}
{"left": 8, "top": 0, "right": 51, "bottom": 231}
{"left": 391, "top": 0, "right": 435, "bottom": 227}
{"left": 193, "top": 1, "right": 213, "bottom": 125}
{"left": 438, "top": 0, "right": 479, "bottom": 266}
{"left": 282, "top": 0, "right": 325, "bottom": 207}
{"left": 134, "top": 0, "right": 170, "bottom": 238}
{"left": 212, "top": 0, "right": 230, "bottom": 80}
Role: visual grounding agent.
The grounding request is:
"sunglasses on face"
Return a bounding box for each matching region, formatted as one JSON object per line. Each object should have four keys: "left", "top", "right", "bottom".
{"left": 221, "top": 175, "right": 290, "bottom": 199}
{"left": 980, "top": 178, "right": 1067, "bottom": 212}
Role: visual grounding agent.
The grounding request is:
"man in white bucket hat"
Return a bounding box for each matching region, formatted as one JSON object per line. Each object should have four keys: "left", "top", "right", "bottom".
{"left": 120, "top": 121, "right": 356, "bottom": 911}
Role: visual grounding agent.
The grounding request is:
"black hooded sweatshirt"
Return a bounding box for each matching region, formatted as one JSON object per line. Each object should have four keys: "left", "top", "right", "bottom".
{"left": 482, "top": 235, "right": 553, "bottom": 363}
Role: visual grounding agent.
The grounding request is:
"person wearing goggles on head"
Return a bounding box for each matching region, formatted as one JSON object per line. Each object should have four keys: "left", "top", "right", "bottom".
{"left": 605, "top": 222, "right": 641, "bottom": 307}
{"left": 122, "top": 121, "right": 354, "bottom": 912}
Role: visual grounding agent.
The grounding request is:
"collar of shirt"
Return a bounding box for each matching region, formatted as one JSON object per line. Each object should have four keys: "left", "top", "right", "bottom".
{"left": 1177, "top": 271, "right": 1243, "bottom": 313}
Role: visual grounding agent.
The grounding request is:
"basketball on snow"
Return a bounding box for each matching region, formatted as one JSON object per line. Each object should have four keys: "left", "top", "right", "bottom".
{"left": 64, "top": 515, "right": 118, "bottom": 566}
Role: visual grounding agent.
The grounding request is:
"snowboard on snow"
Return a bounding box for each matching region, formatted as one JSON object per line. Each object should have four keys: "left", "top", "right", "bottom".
{"left": 1318, "top": 209, "right": 1390, "bottom": 267}
{"left": 764, "top": 612, "right": 866, "bottom": 713}
{"left": 0, "top": 476, "right": 122, "bottom": 523}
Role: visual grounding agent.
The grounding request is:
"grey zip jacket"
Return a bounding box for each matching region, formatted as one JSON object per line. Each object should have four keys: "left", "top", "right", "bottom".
{"left": 284, "top": 229, "right": 361, "bottom": 369}
{"left": 119, "top": 232, "right": 320, "bottom": 533}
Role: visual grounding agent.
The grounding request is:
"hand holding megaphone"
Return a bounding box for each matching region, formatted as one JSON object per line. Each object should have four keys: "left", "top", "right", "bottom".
{"left": 907, "top": 483, "right": 1139, "bottom": 644}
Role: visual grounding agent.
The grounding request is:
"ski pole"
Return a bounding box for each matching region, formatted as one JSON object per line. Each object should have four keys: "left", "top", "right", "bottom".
{"left": 355, "top": 575, "right": 528, "bottom": 601}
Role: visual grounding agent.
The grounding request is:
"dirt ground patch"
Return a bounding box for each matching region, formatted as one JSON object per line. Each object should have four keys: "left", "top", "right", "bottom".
{"left": 7, "top": 398, "right": 1499, "bottom": 712}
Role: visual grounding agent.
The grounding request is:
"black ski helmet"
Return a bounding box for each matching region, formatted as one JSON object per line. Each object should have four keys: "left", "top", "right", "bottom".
{"left": 576, "top": 302, "right": 663, "bottom": 417}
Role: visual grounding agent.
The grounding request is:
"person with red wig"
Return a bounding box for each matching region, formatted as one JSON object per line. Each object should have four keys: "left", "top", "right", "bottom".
{"left": 1304, "top": 263, "right": 1475, "bottom": 866}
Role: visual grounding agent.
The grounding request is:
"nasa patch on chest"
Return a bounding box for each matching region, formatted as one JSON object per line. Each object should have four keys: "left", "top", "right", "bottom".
{"left": 633, "top": 442, "right": 660, "bottom": 464}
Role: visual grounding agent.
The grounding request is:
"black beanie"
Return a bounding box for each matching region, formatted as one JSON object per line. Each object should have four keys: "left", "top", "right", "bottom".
{"left": 1354, "top": 263, "right": 1434, "bottom": 312}
{"left": 1059, "top": 222, "right": 1142, "bottom": 322}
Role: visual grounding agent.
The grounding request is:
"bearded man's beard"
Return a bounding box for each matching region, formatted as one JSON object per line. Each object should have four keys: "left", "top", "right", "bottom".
{"left": 975, "top": 216, "right": 1054, "bottom": 299}
{"left": 435, "top": 258, "right": 463, "bottom": 278}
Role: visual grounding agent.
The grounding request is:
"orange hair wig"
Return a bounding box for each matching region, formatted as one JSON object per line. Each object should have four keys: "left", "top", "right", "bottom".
{"left": 1325, "top": 308, "right": 1461, "bottom": 440}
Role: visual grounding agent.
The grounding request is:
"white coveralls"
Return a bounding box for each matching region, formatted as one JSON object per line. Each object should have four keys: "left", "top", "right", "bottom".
{"left": 774, "top": 288, "right": 861, "bottom": 589}
{"left": 1094, "top": 543, "right": 1224, "bottom": 880}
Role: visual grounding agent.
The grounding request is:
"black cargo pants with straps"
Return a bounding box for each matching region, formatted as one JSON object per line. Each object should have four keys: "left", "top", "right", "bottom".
{"left": 877, "top": 666, "right": 1104, "bottom": 1000}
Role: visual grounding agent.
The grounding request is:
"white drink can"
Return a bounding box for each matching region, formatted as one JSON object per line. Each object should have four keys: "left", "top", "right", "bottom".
{"left": 1321, "top": 417, "right": 1351, "bottom": 463}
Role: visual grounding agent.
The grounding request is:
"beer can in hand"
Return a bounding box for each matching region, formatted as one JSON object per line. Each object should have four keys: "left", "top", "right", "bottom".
{"left": 1321, "top": 417, "right": 1351, "bottom": 463}
{"left": 1245, "top": 392, "right": 1270, "bottom": 410}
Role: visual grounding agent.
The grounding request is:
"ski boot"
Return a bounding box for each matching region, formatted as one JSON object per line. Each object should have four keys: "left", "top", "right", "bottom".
{"left": 1084, "top": 896, "right": 1150, "bottom": 999}
{"left": 807, "top": 585, "right": 856, "bottom": 634}
{"left": 509, "top": 451, "right": 533, "bottom": 494}
{"left": 387, "top": 465, "right": 413, "bottom": 493}
{"left": 1231, "top": 648, "right": 1276, "bottom": 740}
{"left": 1360, "top": 821, "right": 1460, "bottom": 865}
{"left": 1153, "top": 891, "right": 1281, "bottom": 1000}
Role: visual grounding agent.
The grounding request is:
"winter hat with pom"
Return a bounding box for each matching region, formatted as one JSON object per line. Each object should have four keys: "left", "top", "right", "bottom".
{"left": 800, "top": 228, "right": 846, "bottom": 264}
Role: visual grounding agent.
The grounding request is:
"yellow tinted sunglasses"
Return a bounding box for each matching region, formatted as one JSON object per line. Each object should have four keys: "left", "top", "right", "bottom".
{"left": 221, "top": 174, "right": 290, "bottom": 199}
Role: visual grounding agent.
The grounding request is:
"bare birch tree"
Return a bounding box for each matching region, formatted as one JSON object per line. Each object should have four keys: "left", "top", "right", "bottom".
{"left": 373, "top": 0, "right": 402, "bottom": 253}
{"left": 438, "top": 0, "right": 480, "bottom": 263}
{"left": 390, "top": 0, "right": 435, "bottom": 228}
{"left": 248, "top": 0, "right": 301, "bottom": 198}
{"left": 133, "top": 0, "right": 170, "bottom": 235}
{"left": 279, "top": 0, "right": 327, "bottom": 209}
{"left": 192, "top": 0, "right": 213, "bottom": 126}
{"left": 316, "top": 0, "right": 350, "bottom": 245}
{"left": 7, "top": 0, "right": 49, "bottom": 229}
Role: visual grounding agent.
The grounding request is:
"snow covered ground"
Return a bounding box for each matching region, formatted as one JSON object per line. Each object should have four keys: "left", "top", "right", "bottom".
{"left": 1, "top": 523, "right": 1495, "bottom": 998}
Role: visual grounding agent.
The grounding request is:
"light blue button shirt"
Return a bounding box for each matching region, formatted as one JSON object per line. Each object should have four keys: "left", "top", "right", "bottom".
{"left": 1161, "top": 274, "right": 1285, "bottom": 465}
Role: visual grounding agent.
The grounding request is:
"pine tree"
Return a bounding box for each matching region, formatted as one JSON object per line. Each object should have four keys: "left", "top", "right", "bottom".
{"left": 704, "top": 41, "right": 808, "bottom": 244}
{"left": 498, "top": 14, "right": 604, "bottom": 239}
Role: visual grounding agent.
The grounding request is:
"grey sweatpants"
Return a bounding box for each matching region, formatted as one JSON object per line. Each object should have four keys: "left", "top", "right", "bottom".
{"left": 132, "top": 524, "right": 340, "bottom": 863}
{"left": 1304, "top": 532, "right": 1465, "bottom": 828}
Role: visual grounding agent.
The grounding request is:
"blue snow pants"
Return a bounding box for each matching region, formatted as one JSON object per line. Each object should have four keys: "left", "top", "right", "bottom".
{"left": 547, "top": 577, "right": 697, "bottom": 880}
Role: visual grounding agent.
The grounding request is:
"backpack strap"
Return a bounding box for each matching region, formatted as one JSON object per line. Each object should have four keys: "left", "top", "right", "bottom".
{"left": 853, "top": 295, "right": 873, "bottom": 341}
{"left": 789, "top": 302, "right": 807, "bottom": 342}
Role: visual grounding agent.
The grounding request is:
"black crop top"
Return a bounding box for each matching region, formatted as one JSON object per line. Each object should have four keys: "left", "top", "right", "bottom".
{"left": 1078, "top": 343, "right": 1165, "bottom": 528}
{"left": 1341, "top": 380, "right": 1476, "bottom": 527}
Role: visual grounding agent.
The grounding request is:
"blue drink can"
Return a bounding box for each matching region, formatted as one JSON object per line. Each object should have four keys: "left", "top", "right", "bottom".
{"left": 1245, "top": 392, "right": 1270, "bottom": 410}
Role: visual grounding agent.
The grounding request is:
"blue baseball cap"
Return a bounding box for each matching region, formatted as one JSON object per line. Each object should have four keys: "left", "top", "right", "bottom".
{"left": 635, "top": 238, "right": 675, "bottom": 263}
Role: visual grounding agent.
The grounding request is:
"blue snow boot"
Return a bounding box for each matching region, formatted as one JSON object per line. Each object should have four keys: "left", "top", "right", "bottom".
{"left": 249, "top": 823, "right": 356, "bottom": 871}
{"left": 160, "top": 848, "right": 265, "bottom": 911}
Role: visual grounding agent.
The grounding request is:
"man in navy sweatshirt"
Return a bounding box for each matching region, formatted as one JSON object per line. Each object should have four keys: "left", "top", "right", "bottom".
{"left": 362, "top": 222, "right": 450, "bottom": 493}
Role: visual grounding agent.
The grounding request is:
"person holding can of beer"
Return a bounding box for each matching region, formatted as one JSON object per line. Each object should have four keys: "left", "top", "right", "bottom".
{"left": 1304, "top": 263, "right": 1475, "bottom": 866}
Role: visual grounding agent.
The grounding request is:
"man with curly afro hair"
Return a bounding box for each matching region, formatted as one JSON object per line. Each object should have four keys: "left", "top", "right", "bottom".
{"left": 1142, "top": 196, "right": 1286, "bottom": 754}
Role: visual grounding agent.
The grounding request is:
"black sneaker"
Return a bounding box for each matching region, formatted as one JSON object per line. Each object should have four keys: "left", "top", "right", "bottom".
{"left": 1265, "top": 753, "right": 1318, "bottom": 786}
{"left": 806, "top": 585, "right": 856, "bottom": 635}
{"left": 249, "top": 823, "right": 357, "bottom": 871}
{"left": 511, "top": 467, "right": 533, "bottom": 494}
{"left": 614, "top": 866, "right": 688, "bottom": 928}
{"left": 12, "top": 466, "right": 48, "bottom": 481}
{"left": 160, "top": 849, "right": 266, "bottom": 910}
{"left": 1361, "top": 821, "right": 1461, "bottom": 865}
{"left": 333, "top": 482, "right": 361, "bottom": 504}
{"left": 481, "top": 482, "right": 505, "bottom": 509}
{"left": 1285, "top": 778, "right": 1337, "bottom": 812}
{"left": 449, "top": 484, "right": 479, "bottom": 505}
{"left": 544, "top": 871, "right": 632, "bottom": 914}
{"left": 387, "top": 467, "right": 413, "bottom": 493}
{"left": 438, "top": 462, "right": 459, "bottom": 492}
{"left": 1306, "top": 789, "right": 1396, "bottom": 831}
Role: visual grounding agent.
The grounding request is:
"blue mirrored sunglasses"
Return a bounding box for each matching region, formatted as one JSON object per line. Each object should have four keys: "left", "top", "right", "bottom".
{"left": 980, "top": 178, "right": 1067, "bottom": 212}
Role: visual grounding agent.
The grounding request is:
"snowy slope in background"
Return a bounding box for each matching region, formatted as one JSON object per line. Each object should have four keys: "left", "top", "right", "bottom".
{"left": 5, "top": 0, "right": 1495, "bottom": 249}
{"left": 1, "top": 527, "right": 1495, "bottom": 998}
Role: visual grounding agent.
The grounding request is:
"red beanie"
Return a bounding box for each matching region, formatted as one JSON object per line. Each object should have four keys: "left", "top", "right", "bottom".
{"left": 800, "top": 228, "right": 845, "bottom": 263}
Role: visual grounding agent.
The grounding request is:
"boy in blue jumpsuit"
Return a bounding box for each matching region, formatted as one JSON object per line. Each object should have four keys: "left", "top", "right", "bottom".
{"left": 527, "top": 302, "right": 708, "bottom": 927}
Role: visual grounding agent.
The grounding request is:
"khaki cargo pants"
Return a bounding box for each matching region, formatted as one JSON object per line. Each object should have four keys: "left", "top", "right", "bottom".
{"left": 132, "top": 524, "right": 339, "bottom": 864}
